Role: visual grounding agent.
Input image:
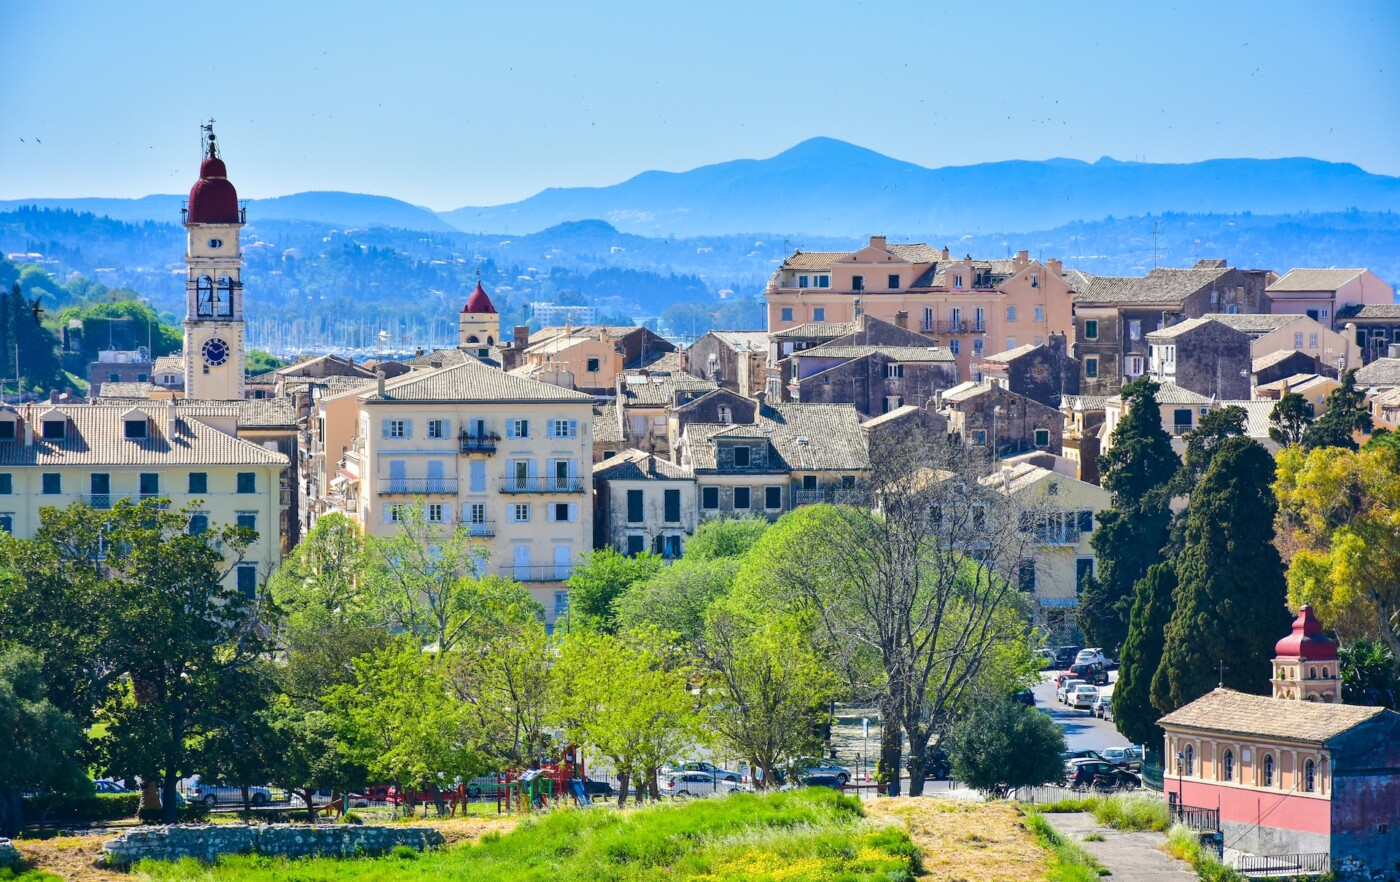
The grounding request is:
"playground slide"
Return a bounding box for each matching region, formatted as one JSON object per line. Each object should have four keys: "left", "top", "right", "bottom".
{"left": 569, "top": 779, "right": 592, "bottom": 807}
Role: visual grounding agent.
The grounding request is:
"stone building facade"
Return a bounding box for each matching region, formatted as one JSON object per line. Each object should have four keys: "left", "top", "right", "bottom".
{"left": 1146, "top": 317, "right": 1253, "bottom": 401}
{"left": 938, "top": 381, "right": 1064, "bottom": 457}
{"left": 977, "top": 333, "right": 1079, "bottom": 407}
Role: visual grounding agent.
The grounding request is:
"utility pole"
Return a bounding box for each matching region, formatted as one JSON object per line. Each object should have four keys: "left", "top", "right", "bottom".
{"left": 1152, "top": 220, "right": 1162, "bottom": 268}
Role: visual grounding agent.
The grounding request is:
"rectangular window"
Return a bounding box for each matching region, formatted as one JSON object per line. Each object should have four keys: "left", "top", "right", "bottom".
{"left": 797, "top": 275, "right": 809, "bottom": 288}
{"left": 662, "top": 534, "right": 682, "bottom": 558}
{"left": 1018, "top": 560, "right": 1036, "bottom": 592}
{"left": 1294, "top": 331, "right": 1305, "bottom": 348}
{"left": 124, "top": 418, "right": 148, "bottom": 439}
{"left": 1031, "top": 274, "right": 1040, "bottom": 289}
{"left": 812, "top": 307, "right": 826, "bottom": 322}
{"left": 1084, "top": 356, "right": 1098, "bottom": 378}
{"left": 551, "top": 502, "right": 572, "bottom": 522}
{"left": 384, "top": 419, "right": 406, "bottom": 438}
{"left": 954, "top": 274, "right": 963, "bottom": 289}
{"left": 188, "top": 513, "right": 208, "bottom": 535}
{"left": 1007, "top": 306, "right": 1017, "bottom": 322}
{"left": 627, "top": 489, "right": 644, "bottom": 524}
{"left": 626, "top": 534, "right": 645, "bottom": 556}
{"left": 949, "top": 339, "right": 960, "bottom": 355}
{"left": 139, "top": 473, "right": 159, "bottom": 497}
{"left": 0, "top": 422, "right": 13, "bottom": 441}
{"left": 0, "top": 513, "right": 11, "bottom": 533}
{"left": 549, "top": 419, "right": 577, "bottom": 438}
{"left": 1309, "top": 333, "right": 1319, "bottom": 348}
{"left": 41, "top": 472, "right": 61, "bottom": 495}
{"left": 780, "top": 307, "right": 793, "bottom": 322}
{"left": 851, "top": 275, "right": 865, "bottom": 291}
{"left": 1035, "top": 305, "right": 1045, "bottom": 322}
{"left": 765, "top": 485, "right": 782, "bottom": 510}
{"left": 663, "top": 488, "right": 681, "bottom": 523}
{"left": 387, "top": 504, "right": 406, "bottom": 523}
{"left": 426, "top": 503, "right": 445, "bottom": 523}
{"left": 816, "top": 275, "right": 830, "bottom": 288}
{"left": 733, "top": 486, "right": 751, "bottom": 509}
{"left": 732, "top": 445, "right": 751, "bottom": 467}
{"left": 1084, "top": 320, "right": 1099, "bottom": 340}
{"left": 1129, "top": 320, "right": 1142, "bottom": 341}
{"left": 41, "top": 419, "right": 65, "bottom": 440}
{"left": 188, "top": 472, "right": 208, "bottom": 494}
{"left": 236, "top": 564, "right": 258, "bottom": 599}
{"left": 0, "top": 473, "right": 10, "bottom": 494}
{"left": 511, "top": 503, "right": 530, "bottom": 523}
{"left": 467, "top": 502, "right": 487, "bottom": 525}
{"left": 1035, "top": 429, "right": 1050, "bottom": 447}
{"left": 507, "top": 419, "right": 530, "bottom": 439}
{"left": 554, "top": 590, "right": 570, "bottom": 616}
{"left": 427, "top": 419, "right": 448, "bottom": 439}
{"left": 237, "top": 472, "right": 256, "bottom": 494}
{"left": 1077, "top": 510, "right": 1093, "bottom": 533}
{"left": 701, "top": 486, "right": 719, "bottom": 510}
{"left": 586, "top": 357, "right": 600, "bottom": 372}
{"left": 973, "top": 338, "right": 984, "bottom": 355}
{"left": 236, "top": 511, "right": 257, "bottom": 531}
{"left": 1173, "top": 408, "right": 1193, "bottom": 433}
{"left": 1006, "top": 337, "right": 1017, "bottom": 351}
{"left": 1075, "top": 557, "right": 1094, "bottom": 590}
{"left": 922, "top": 307, "right": 934, "bottom": 332}
{"left": 885, "top": 363, "right": 904, "bottom": 379}
{"left": 888, "top": 274, "right": 900, "bottom": 289}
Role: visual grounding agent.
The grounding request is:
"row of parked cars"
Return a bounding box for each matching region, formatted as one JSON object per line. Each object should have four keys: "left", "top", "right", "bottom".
{"left": 1062, "top": 747, "right": 1144, "bottom": 791}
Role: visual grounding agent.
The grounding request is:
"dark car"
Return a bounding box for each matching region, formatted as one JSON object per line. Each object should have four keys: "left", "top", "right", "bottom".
{"left": 1012, "top": 689, "right": 1036, "bottom": 706}
{"left": 1068, "top": 761, "right": 1140, "bottom": 791}
{"left": 795, "top": 772, "right": 844, "bottom": 789}
{"left": 1068, "top": 662, "right": 1109, "bottom": 686}
{"left": 577, "top": 776, "right": 615, "bottom": 798}
{"left": 1063, "top": 749, "right": 1106, "bottom": 765}
{"left": 1052, "top": 646, "right": 1084, "bottom": 669}
{"left": 908, "top": 746, "right": 953, "bottom": 780}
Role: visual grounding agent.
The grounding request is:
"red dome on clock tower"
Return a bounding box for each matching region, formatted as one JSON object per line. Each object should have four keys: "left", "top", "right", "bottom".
{"left": 462, "top": 280, "right": 497, "bottom": 314}
{"left": 187, "top": 131, "right": 241, "bottom": 225}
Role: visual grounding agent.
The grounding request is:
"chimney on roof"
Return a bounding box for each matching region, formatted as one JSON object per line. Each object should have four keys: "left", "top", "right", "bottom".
{"left": 870, "top": 235, "right": 887, "bottom": 251}
{"left": 415, "top": 347, "right": 425, "bottom": 357}
{"left": 165, "top": 398, "right": 177, "bottom": 439}
{"left": 676, "top": 343, "right": 687, "bottom": 373}
{"left": 853, "top": 297, "right": 864, "bottom": 321}
{"left": 941, "top": 246, "right": 951, "bottom": 260}
{"left": 376, "top": 370, "right": 386, "bottom": 398}
{"left": 1047, "top": 258, "right": 1063, "bottom": 276}
{"left": 513, "top": 325, "right": 530, "bottom": 349}
{"left": 753, "top": 390, "right": 766, "bottom": 423}
{"left": 894, "top": 310, "right": 909, "bottom": 330}
{"left": 1014, "top": 250, "right": 1029, "bottom": 269}
{"left": 49, "top": 389, "right": 59, "bottom": 404}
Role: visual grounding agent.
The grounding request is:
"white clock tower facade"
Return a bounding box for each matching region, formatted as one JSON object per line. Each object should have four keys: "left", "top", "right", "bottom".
{"left": 183, "top": 124, "right": 246, "bottom": 400}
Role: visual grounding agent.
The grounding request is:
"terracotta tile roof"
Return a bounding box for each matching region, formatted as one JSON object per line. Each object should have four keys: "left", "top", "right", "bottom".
{"left": 1062, "top": 395, "right": 1110, "bottom": 411}
{"left": 1215, "top": 400, "right": 1278, "bottom": 439}
{"left": 770, "top": 321, "right": 861, "bottom": 340}
{"left": 592, "top": 403, "right": 624, "bottom": 444}
{"left": 780, "top": 250, "right": 856, "bottom": 271}
{"left": 685, "top": 403, "right": 869, "bottom": 472}
{"left": 1338, "top": 304, "right": 1400, "bottom": 319}
{"left": 362, "top": 360, "right": 594, "bottom": 405}
{"left": 982, "top": 343, "right": 1041, "bottom": 364}
{"left": 97, "top": 381, "right": 157, "bottom": 398}
{"left": 1256, "top": 373, "right": 1328, "bottom": 393}
{"left": 0, "top": 404, "right": 286, "bottom": 467}
{"left": 706, "top": 331, "right": 769, "bottom": 353}
{"left": 401, "top": 348, "right": 476, "bottom": 370}
{"left": 1158, "top": 687, "right": 1387, "bottom": 744}
{"left": 1154, "top": 382, "right": 1213, "bottom": 405}
{"left": 1253, "top": 350, "right": 1313, "bottom": 372}
{"left": 619, "top": 371, "right": 717, "bottom": 407}
{"left": 860, "top": 404, "right": 924, "bottom": 429}
{"left": 797, "top": 343, "right": 955, "bottom": 363}
{"left": 1354, "top": 358, "right": 1400, "bottom": 388}
{"left": 230, "top": 397, "right": 298, "bottom": 429}
{"left": 1267, "top": 268, "right": 1367, "bottom": 292}
{"left": 1208, "top": 313, "right": 1306, "bottom": 335}
{"left": 1072, "top": 266, "right": 1232, "bottom": 306}
{"left": 593, "top": 449, "right": 693, "bottom": 481}
{"left": 940, "top": 380, "right": 991, "bottom": 403}
{"left": 152, "top": 355, "right": 183, "bottom": 375}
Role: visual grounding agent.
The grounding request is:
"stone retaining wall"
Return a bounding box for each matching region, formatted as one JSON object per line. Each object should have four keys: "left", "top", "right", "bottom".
{"left": 102, "top": 823, "right": 446, "bottom": 867}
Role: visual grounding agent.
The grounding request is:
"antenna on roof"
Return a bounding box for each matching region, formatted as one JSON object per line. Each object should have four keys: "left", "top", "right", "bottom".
{"left": 1152, "top": 220, "right": 1162, "bottom": 269}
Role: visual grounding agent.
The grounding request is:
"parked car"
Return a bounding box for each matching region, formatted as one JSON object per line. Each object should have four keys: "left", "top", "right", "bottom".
{"left": 1092, "top": 694, "right": 1113, "bottom": 719}
{"left": 1052, "top": 646, "right": 1084, "bottom": 669}
{"left": 795, "top": 772, "right": 845, "bottom": 789}
{"left": 795, "top": 759, "right": 851, "bottom": 785}
{"left": 1063, "top": 749, "right": 1106, "bottom": 766}
{"left": 1056, "top": 678, "right": 1087, "bottom": 703}
{"left": 1070, "top": 684, "right": 1100, "bottom": 710}
{"left": 661, "top": 761, "right": 742, "bottom": 783}
{"left": 1012, "top": 688, "right": 1036, "bottom": 706}
{"left": 1034, "top": 649, "right": 1056, "bottom": 670}
{"left": 660, "top": 771, "right": 730, "bottom": 797}
{"left": 576, "top": 776, "right": 616, "bottom": 798}
{"left": 1068, "top": 662, "right": 1109, "bottom": 686}
{"left": 907, "top": 746, "right": 953, "bottom": 780}
{"left": 93, "top": 779, "right": 134, "bottom": 794}
{"left": 1068, "top": 761, "right": 1141, "bottom": 791}
{"left": 188, "top": 778, "right": 273, "bottom": 806}
{"left": 1074, "top": 648, "right": 1108, "bottom": 668}
{"left": 1100, "top": 747, "right": 1141, "bottom": 772}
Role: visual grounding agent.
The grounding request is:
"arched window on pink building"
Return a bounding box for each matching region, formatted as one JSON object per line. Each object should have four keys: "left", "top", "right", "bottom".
{"left": 1222, "top": 750, "right": 1234, "bottom": 782}
{"left": 1263, "top": 754, "right": 1275, "bottom": 787}
{"left": 1304, "top": 760, "right": 1316, "bottom": 792}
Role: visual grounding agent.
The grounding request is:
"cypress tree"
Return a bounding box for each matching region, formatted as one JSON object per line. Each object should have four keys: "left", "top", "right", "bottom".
{"left": 1153, "top": 437, "right": 1292, "bottom": 714}
{"left": 1111, "top": 562, "right": 1175, "bottom": 747}
{"left": 1302, "top": 369, "right": 1373, "bottom": 452}
{"left": 1080, "top": 379, "right": 1178, "bottom": 651}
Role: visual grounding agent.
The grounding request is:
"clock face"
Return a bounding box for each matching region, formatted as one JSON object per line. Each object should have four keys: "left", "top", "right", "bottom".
{"left": 202, "top": 338, "right": 230, "bottom": 367}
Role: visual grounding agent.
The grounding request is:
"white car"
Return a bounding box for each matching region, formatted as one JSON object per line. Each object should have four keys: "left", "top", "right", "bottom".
{"left": 1057, "top": 678, "right": 1086, "bottom": 703}
{"left": 1070, "top": 684, "right": 1100, "bottom": 710}
{"left": 660, "top": 771, "right": 732, "bottom": 797}
{"left": 660, "top": 761, "right": 742, "bottom": 784}
{"left": 188, "top": 778, "right": 273, "bottom": 806}
{"left": 1075, "top": 648, "right": 1109, "bottom": 667}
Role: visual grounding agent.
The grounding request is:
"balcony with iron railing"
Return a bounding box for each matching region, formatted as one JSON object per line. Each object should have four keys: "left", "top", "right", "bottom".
{"left": 463, "top": 520, "right": 497, "bottom": 538}
{"left": 792, "top": 486, "right": 868, "bottom": 507}
{"left": 377, "top": 479, "right": 460, "bottom": 495}
{"left": 498, "top": 564, "right": 575, "bottom": 582}
{"left": 499, "top": 477, "right": 585, "bottom": 494}
{"left": 458, "top": 432, "right": 500, "bottom": 455}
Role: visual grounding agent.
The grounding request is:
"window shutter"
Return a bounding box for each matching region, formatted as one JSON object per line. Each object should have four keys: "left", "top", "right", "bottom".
{"left": 506, "top": 420, "right": 516, "bottom": 438}
{"left": 547, "top": 505, "right": 557, "bottom": 522}
{"left": 381, "top": 419, "right": 391, "bottom": 439}
{"left": 470, "top": 461, "right": 486, "bottom": 492}
{"left": 527, "top": 459, "right": 538, "bottom": 479}
{"left": 567, "top": 458, "right": 579, "bottom": 479}
{"left": 404, "top": 420, "right": 414, "bottom": 440}
{"left": 568, "top": 503, "right": 578, "bottom": 522}
{"left": 383, "top": 506, "right": 394, "bottom": 524}
{"left": 569, "top": 419, "right": 578, "bottom": 437}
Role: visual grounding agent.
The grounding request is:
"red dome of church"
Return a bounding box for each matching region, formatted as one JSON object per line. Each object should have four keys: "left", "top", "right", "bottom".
{"left": 462, "top": 280, "right": 496, "bottom": 314}
{"left": 1274, "top": 605, "right": 1338, "bottom": 661}
{"left": 187, "top": 149, "right": 240, "bottom": 225}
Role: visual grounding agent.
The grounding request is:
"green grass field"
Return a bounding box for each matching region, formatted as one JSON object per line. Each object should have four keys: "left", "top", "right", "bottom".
{"left": 134, "top": 789, "right": 920, "bottom": 882}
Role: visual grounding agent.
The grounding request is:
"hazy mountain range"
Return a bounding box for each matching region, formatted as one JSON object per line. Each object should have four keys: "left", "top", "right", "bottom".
{"left": 6, "top": 138, "right": 1400, "bottom": 238}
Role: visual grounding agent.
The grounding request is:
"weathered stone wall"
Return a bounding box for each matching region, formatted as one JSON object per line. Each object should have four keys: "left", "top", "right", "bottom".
{"left": 102, "top": 823, "right": 446, "bottom": 867}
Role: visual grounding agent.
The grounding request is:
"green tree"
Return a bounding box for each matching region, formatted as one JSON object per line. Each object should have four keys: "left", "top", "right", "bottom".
{"left": 550, "top": 628, "right": 697, "bottom": 805}
{"left": 56, "top": 297, "right": 181, "bottom": 363}
{"left": 683, "top": 516, "right": 770, "bottom": 560}
{"left": 1365, "top": 428, "right": 1400, "bottom": 455}
{"left": 565, "top": 547, "right": 663, "bottom": 633}
{"left": 0, "top": 282, "right": 64, "bottom": 394}
{"left": 1269, "top": 391, "right": 1314, "bottom": 448}
{"left": 1153, "top": 438, "right": 1291, "bottom": 714}
{"left": 696, "top": 603, "right": 838, "bottom": 788}
{"left": 1081, "top": 379, "right": 1178, "bottom": 651}
{"left": 616, "top": 557, "right": 739, "bottom": 644}
{"left": 268, "top": 512, "right": 374, "bottom": 629}
{"left": 246, "top": 349, "right": 288, "bottom": 377}
{"left": 0, "top": 647, "right": 87, "bottom": 837}
{"left": 1338, "top": 639, "right": 1399, "bottom": 709}
{"left": 1111, "top": 563, "right": 1176, "bottom": 748}
{"left": 1302, "top": 369, "right": 1373, "bottom": 451}
{"left": 1176, "top": 405, "right": 1246, "bottom": 494}
{"left": 949, "top": 700, "right": 1067, "bottom": 797}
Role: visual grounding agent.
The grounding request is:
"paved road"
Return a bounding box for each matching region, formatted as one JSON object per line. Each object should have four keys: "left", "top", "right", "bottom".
{"left": 1044, "top": 812, "right": 1195, "bottom": 881}
{"left": 1032, "top": 670, "right": 1144, "bottom": 755}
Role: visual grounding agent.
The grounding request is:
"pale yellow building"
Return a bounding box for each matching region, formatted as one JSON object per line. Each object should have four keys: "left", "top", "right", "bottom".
{"left": 765, "top": 236, "right": 1073, "bottom": 379}
{"left": 344, "top": 360, "right": 594, "bottom": 627}
{"left": 0, "top": 402, "right": 287, "bottom": 595}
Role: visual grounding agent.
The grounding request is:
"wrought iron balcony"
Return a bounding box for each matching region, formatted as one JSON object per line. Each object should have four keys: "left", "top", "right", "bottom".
{"left": 499, "top": 564, "right": 575, "bottom": 582}
{"left": 499, "top": 477, "right": 585, "bottom": 494}
{"left": 377, "top": 479, "right": 460, "bottom": 495}
{"left": 459, "top": 432, "right": 500, "bottom": 454}
{"left": 463, "top": 520, "right": 496, "bottom": 538}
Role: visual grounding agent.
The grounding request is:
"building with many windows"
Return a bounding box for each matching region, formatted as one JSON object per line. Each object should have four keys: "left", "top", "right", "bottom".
{"left": 592, "top": 449, "right": 696, "bottom": 558}
{"left": 0, "top": 402, "right": 287, "bottom": 594}
{"left": 344, "top": 360, "right": 594, "bottom": 627}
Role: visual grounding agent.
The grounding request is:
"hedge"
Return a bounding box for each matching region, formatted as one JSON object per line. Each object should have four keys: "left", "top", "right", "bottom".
{"left": 137, "top": 804, "right": 211, "bottom": 824}
{"left": 21, "top": 792, "right": 140, "bottom": 822}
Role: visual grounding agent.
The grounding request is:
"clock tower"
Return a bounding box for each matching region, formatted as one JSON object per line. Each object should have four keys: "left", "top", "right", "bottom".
{"left": 183, "top": 122, "right": 246, "bottom": 400}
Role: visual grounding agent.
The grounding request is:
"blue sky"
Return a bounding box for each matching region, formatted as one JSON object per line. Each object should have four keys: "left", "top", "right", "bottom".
{"left": 2, "top": 0, "right": 1397, "bottom": 209}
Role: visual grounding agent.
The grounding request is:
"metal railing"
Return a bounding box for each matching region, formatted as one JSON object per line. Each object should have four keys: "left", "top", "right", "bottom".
{"left": 459, "top": 433, "right": 500, "bottom": 454}
{"left": 1229, "top": 852, "right": 1329, "bottom": 875}
{"left": 1170, "top": 802, "right": 1221, "bottom": 832}
{"left": 464, "top": 521, "right": 496, "bottom": 538}
{"left": 792, "top": 487, "right": 868, "bottom": 506}
{"left": 378, "top": 479, "right": 459, "bottom": 495}
{"left": 500, "top": 477, "right": 585, "bottom": 494}
{"left": 499, "top": 565, "right": 574, "bottom": 582}
{"left": 938, "top": 320, "right": 969, "bottom": 334}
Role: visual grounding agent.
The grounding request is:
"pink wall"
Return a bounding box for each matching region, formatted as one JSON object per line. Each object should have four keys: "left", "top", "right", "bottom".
{"left": 1170, "top": 779, "right": 1332, "bottom": 835}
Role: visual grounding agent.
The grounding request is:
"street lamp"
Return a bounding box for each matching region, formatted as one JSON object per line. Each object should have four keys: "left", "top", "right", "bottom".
{"left": 1175, "top": 750, "right": 1185, "bottom": 817}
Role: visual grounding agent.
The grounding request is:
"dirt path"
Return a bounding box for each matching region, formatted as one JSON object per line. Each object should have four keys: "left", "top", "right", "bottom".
{"left": 867, "top": 798, "right": 1049, "bottom": 881}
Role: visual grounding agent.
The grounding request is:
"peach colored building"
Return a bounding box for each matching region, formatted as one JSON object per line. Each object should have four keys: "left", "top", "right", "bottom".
{"left": 1266, "top": 269, "right": 1394, "bottom": 330}
{"left": 1158, "top": 607, "right": 1400, "bottom": 872}
{"left": 765, "top": 236, "right": 1073, "bottom": 379}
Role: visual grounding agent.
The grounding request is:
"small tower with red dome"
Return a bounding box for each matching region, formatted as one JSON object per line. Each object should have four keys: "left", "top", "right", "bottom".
{"left": 458, "top": 278, "right": 500, "bottom": 356}
{"left": 1270, "top": 605, "right": 1342, "bottom": 702}
{"left": 182, "top": 121, "right": 246, "bottom": 400}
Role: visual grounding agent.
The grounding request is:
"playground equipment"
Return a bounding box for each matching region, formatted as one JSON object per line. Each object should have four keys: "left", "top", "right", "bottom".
{"left": 496, "top": 743, "right": 594, "bottom": 814}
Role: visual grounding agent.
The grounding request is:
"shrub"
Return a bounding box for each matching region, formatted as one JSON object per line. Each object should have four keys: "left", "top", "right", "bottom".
{"left": 1091, "top": 794, "right": 1169, "bottom": 832}
{"left": 390, "top": 845, "right": 418, "bottom": 860}
{"left": 137, "top": 803, "right": 211, "bottom": 824}
{"left": 1165, "top": 824, "right": 1244, "bottom": 882}
{"left": 20, "top": 793, "right": 139, "bottom": 823}
{"left": 340, "top": 812, "right": 364, "bottom": 825}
